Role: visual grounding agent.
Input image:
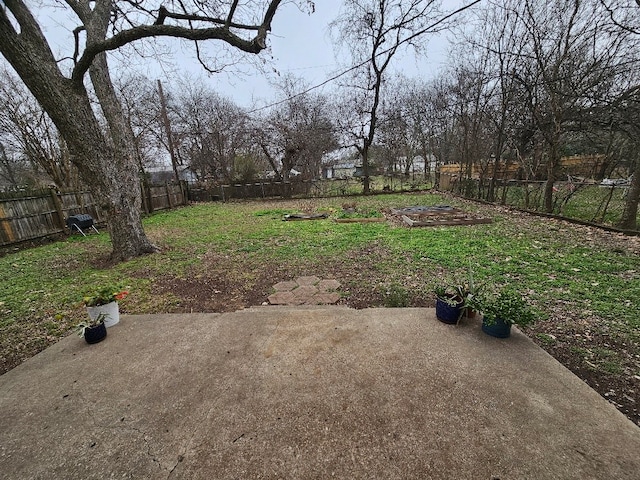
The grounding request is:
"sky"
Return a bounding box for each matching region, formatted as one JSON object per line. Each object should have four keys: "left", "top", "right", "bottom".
{"left": 219, "top": 1, "right": 457, "bottom": 107}
{"left": 28, "top": 0, "right": 459, "bottom": 109}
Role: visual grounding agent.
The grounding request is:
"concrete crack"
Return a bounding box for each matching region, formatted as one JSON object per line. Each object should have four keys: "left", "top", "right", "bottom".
{"left": 130, "top": 425, "right": 162, "bottom": 470}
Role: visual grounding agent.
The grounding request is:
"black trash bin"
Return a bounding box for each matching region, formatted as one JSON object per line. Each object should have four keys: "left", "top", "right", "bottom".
{"left": 66, "top": 214, "right": 98, "bottom": 236}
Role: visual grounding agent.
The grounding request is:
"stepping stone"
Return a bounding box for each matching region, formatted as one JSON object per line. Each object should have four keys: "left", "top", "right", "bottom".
{"left": 317, "top": 279, "right": 341, "bottom": 291}
{"left": 293, "top": 285, "right": 319, "bottom": 296}
{"left": 295, "top": 276, "right": 321, "bottom": 286}
{"left": 273, "top": 281, "right": 298, "bottom": 292}
{"left": 268, "top": 278, "right": 342, "bottom": 305}
{"left": 313, "top": 292, "right": 341, "bottom": 304}
{"left": 267, "top": 291, "right": 296, "bottom": 305}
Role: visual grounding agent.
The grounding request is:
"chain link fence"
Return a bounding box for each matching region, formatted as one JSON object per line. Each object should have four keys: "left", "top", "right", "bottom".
{"left": 445, "top": 176, "right": 637, "bottom": 231}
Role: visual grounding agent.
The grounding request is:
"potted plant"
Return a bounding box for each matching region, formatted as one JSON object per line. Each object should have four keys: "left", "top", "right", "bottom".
{"left": 76, "top": 312, "right": 108, "bottom": 344}
{"left": 453, "top": 262, "right": 485, "bottom": 319}
{"left": 479, "top": 289, "right": 536, "bottom": 338}
{"left": 82, "top": 285, "right": 129, "bottom": 328}
{"left": 434, "top": 284, "right": 464, "bottom": 324}
{"left": 455, "top": 279, "right": 485, "bottom": 320}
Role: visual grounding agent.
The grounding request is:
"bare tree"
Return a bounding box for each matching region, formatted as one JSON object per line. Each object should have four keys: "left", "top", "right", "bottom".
{"left": 0, "top": 142, "right": 23, "bottom": 188}
{"left": 0, "top": 68, "right": 79, "bottom": 189}
{"left": 174, "top": 82, "right": 251, "bottom": 183}
{"left": 256, "top": 76, "right": 337, "bottom": 185}
{"left": 463, "top": 2, "right": 532, "bottom": 201}
{"left": 331, "top": 0, "right": 447, "bottom": 193}
{"left": 115, "top": 74, "right": 166, "bottom": 176}
{"left": 441, "top": 0, "right": 639, "bottom": 222}
{"left": 378, "top": 89, "right": 411, "bottom": 176}
{"left": 504, "top": 0, "right": 629, "bottom": 212}
{"left": 390, "top": 80, "right": 435, "bottom": 180}
{"left": 378, "top": 77, "right": 433, "bottom": 179}
{"left": 0, "top": 0, "right": 286, "bottom": 261}
{"left": 419, "top": 76, "right": 458, "bottom": 188}
{"left": 598, "top": 0, "right": 640, "bottom": 229}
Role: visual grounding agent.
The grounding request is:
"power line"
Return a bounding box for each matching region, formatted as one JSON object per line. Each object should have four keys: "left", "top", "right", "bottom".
{"left": 248, "top": 0, "right": 483, "bottom": 114}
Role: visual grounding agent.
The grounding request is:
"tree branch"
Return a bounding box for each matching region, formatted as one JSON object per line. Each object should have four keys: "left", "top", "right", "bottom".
{"left": 600, "top": 0, "right": 640, "bottom": 35}
{"left": 70, "top": 0, "right": 282, "bottom": 86}
{"left": 153, "top": 5, "right": 261, "bottom": 31}
{"left": 73, "top": 26, "right": 85, "bottom": 65}
{"left": 226, "top": 0, "right": 241, "bottom": 28}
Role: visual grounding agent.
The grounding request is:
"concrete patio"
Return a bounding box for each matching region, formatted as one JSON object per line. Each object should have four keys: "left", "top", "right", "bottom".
{"left": 1, "top": 306, "right": 639, "bottom": 479}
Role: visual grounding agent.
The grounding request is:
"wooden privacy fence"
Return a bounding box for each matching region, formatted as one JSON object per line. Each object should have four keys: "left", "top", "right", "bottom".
{"left": 0, "top": 182, "right": 187, "bottom": 247}
{"left": 186, "top": 176, "right": 432, "bottom": 202}
{"left": 187, "top": 181, "right": 313, "bottom": 202}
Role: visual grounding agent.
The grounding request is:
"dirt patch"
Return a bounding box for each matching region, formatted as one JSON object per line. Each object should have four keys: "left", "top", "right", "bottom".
{"left": 152, "top": 241, "right": 434, "bottom": 312}
{"left": 543, "top": 341, "right": 638, "bottom": 422}
{"left": 524, "top": 314, "right": 639, "bottom": 425}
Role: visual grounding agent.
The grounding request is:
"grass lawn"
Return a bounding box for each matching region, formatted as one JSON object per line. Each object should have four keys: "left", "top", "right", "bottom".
{"left": 1, "top": 192, "right": 638, "bottom": 424}
{"left": 501, "top": 183, "right": 637, "bottom": 227}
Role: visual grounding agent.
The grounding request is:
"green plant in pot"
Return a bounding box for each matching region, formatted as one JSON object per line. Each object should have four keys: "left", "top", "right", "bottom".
{"left": 434, "top": 284, "right": 464, "bottom": 325}
{"left": 453, "top": 280, "right": 485, "bottom": 320}
{"left": 82, "top": 284, "right": 129, "bottom": 328}
{"left": 76, "top": 312, "right": 108, "bottom": 344}
{"left": 82, "top": 285, "right": 129, "bottom": 307}
{"left": 455, "top": 262, "right": 485, "bottom": 319}
{"left": 480, "top": 289, "right": 536, "bottom": 338}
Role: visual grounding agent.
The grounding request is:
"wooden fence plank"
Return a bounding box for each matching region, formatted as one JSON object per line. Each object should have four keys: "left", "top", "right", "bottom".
{"left": 0, "top": 183, "right": 187, "bottom": 247}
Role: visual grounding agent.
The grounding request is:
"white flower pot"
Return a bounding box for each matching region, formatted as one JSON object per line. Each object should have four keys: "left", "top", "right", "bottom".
{"left": 87, "top": 301, "right": 120, "bottom": 328}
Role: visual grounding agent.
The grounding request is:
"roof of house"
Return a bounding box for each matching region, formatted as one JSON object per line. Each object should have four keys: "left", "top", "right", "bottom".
{"left": 322, "top": 146, "right": 359, "bottom": 165}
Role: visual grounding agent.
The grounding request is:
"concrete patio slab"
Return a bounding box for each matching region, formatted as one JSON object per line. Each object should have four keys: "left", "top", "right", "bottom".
{"left": 1, "top": 307, "right": 638, "bottom": 479}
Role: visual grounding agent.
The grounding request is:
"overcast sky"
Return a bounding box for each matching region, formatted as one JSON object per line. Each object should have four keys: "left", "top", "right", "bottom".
{"left": 221, "top": 1, "right": 455, "bottom": 107}
{"left": 29, "top": 1, "right": 459, "bottom": 108}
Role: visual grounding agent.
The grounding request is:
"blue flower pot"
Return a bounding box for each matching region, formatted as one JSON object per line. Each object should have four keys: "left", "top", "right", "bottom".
{"left": 481, "top": 317, "right": 511, "bottom": 338}
{"left": 436, "top": 297, "right": 463, "bottom": 324}
{"left": 84, "top": 323, "right": 107, "bottom": 344}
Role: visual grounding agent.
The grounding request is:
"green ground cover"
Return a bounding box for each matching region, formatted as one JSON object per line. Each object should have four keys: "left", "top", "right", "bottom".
{"left": 1, "top": 192, "right": 638, "bottom": 423}
{"left": 500, "top": 183, "right": 636, "bottom": 227}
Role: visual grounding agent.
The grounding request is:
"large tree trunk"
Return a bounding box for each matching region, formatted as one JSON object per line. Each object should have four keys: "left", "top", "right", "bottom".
{"left": 88, "top": 52, "right": 157, "bottom": 260}
{"left": 544, "top": 168, "right": 556, "bottom": 213}
{"left": 23, "top": 67, "right": 155, "bottom": 261}
{"left": 0, "top": 3, "right": 156, "bottom": 261}
{"left": 361, "top": 144, "right": 371, "bottom": 194}
{"left": 59, "top": 87, "right": 156, "bottom": 261}
{"left": 618, "top": 156, "right": 640, "bottom": 230}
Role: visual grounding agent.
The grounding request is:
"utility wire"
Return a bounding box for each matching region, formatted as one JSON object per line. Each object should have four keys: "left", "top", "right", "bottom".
{"left": 247, "top": 0, "right": 484, "bottom": 114}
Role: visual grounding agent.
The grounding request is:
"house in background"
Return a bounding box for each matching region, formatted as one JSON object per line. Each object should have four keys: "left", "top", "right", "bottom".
{"left": 394, "top": 154, "right": 437, "bottom": 174}
{"left": 321, "top": 147, "right": 361, "bottom": 179}
{"left": 326, "top": 162, "right": 358, "bottom": 179}
{"left": 145, "top": 165, "right": 197, "bottom": 183}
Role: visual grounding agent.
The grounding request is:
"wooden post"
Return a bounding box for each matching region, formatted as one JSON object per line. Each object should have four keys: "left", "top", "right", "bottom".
{"left": 0, "top": 203, "right": 16, "bottom": 243}
{"left": 140, "top": 181, "right": 150, "bottom": 214}
{"left": 49, "top": 187, "right": 66, "bottom": 231}
{"left": 166, "top": 182, "right": 173, "bottom": 209}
